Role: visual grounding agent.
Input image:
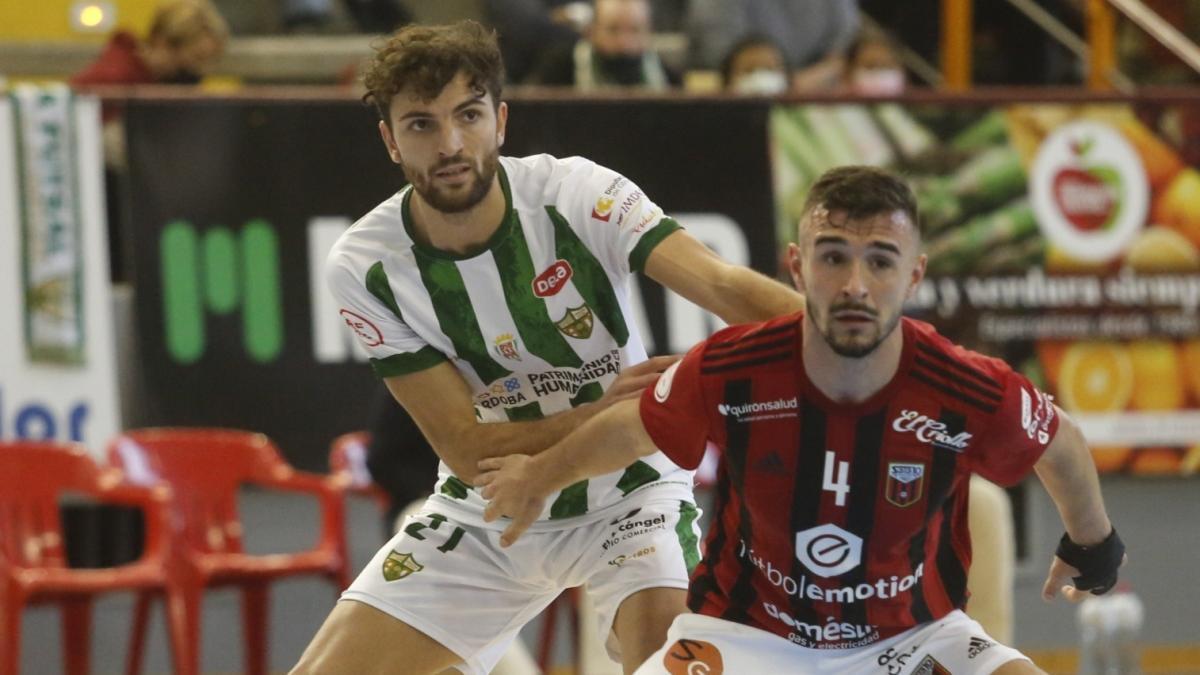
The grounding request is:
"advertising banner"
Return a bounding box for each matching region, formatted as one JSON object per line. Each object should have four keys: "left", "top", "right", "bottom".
{"left": 124, "top": 99, "right": 776, "bottom": 470}
{"left": 771, "top": 100, "right": 1200, "bottom": 475}
{"left": 0, "top": 90, "right": 121, "bottom": 454}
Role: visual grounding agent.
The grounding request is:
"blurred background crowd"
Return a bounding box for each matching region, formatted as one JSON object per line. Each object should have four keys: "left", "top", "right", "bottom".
{"left": 4, "top": 0, "right": 1198, "bottom": 98}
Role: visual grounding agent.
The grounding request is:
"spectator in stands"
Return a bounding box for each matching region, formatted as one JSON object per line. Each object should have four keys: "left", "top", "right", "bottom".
{"left": 526, "top": 0, "right": 679, "bottom": 89}
{"left": 721, "top": 33, "right": 789, "bottom": 94}
{"left": 485, "top": 0, "right": 586, "bottom": 84}
{"left": 843, "top": 26, "right": 907, "bottom": 95}
{"left": 686, "top": 0, "right": 860, "bottom": 91}
{"left": 72, "top": 0, "right": 229, "bottom": 105}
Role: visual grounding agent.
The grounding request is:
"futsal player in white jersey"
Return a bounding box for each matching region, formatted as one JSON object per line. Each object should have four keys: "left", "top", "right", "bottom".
{"left": 291, "top": 21, "right": 804, "bottom": 675}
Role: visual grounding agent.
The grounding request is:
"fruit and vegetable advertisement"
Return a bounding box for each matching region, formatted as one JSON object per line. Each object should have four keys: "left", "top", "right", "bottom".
{"left": 771, "top": 101, "right": 1200, "bottom": 475}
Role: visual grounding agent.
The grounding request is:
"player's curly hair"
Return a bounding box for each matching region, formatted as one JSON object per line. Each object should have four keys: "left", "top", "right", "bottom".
{"left": 802, "top": 166, "right": 920, "bottom": 238}
{"left": 362, "top": 21, "right": 505, "bottom": 125}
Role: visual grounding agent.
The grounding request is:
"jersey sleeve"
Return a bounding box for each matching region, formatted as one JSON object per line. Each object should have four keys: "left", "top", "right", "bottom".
{"left": 639, "top": 342, "right": 712, "bottom": 470}
{"left": 326, "top": 253, "right": 447, "bottom": 379}
{"left": 556, "top": 159, "right": 682, "bottom": 275}
{"left": 967, "top": 365, "right": 1060, "bottom": 486}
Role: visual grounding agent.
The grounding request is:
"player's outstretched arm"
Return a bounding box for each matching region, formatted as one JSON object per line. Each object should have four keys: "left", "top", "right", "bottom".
{"left": 384, "top": 356, "right": 677, "bottom": 482}
{"left": 1034, "top": 406, "right": 1126, "bottom": 602}
{"left": 644, "top": 230, "right": 805, "bottom": 325}
{"left": 474, "top": 398, "right": 655, "bottom": 546}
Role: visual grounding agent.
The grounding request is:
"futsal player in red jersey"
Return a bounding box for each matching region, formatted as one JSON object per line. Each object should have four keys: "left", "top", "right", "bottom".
{"left": 476, "top": 166, "right": 1125, "bottom": 674}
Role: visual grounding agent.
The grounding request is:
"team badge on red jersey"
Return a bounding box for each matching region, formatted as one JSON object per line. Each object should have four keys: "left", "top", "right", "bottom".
{"left": 911, "top": 654, "right": 951, "bottom": 675}
{"left": 885, "top": 462, "right": 925, "bottom": 508}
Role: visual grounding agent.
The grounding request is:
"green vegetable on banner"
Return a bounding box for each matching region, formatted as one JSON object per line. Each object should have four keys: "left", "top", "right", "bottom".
{"left": 770, "top": 100, "right": 1200, "bottom": 476}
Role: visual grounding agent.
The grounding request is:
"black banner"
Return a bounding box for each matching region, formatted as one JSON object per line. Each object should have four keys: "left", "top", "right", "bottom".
{"left": 124, "top": 97, "right": 776, "bottom": 470}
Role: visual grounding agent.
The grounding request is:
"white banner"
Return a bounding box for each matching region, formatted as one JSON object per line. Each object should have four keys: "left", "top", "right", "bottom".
{"left": 0, "top": 91, "right": 120, "bottom": 455}
{"left": 1075, "top": 411, "right": 1200, "bottom": 447}
{"left": 12, "top": 84, "right": 84, "bottom": 364}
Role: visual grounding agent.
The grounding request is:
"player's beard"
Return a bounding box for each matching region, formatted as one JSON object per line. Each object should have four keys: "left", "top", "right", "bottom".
{"left": 808, "top": 301, "right": 900, "bottom": 358}
{"left": 408, "top": 145, "right": 500, "bottom": 214}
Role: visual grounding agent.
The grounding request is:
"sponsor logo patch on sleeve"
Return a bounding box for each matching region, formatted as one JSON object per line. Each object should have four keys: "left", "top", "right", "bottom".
{"left": 1021, "top": 387, "right": 1056, "bottom": 444}
{"left": 340, "top": 309, "right": 383, "bottom": 347}
{"left": 591, "top": 196, "right": 614, "bottom": 222}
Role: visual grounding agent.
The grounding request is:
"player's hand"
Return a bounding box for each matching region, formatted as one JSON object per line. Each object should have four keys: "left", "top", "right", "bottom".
{"left": 1042, "top": 553, "right": 1128, "bottom": 602}
{"left": 600, "top": 354, "right": 681, "bottom": 405}
{"left": 475, "top": 454, "right": 548, "bottom": 547}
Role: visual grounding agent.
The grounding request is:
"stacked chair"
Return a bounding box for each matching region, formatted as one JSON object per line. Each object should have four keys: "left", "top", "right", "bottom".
{"left": 0, "top": 440, "right": 181, "bottom": 675}
{"left": 108, "top": 428, "right": 349, "bottom": 675}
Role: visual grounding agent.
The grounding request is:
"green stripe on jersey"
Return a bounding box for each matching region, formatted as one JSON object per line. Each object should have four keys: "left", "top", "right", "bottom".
{"left": 371, "top": 346, "right": 447, "bottom": 377}
{"left": 441, "top": 476, "right": 471, "bottom": 499}
{"left": 545, "top": 206, "right": 630, "bottom": 347}
{"left": 365, "top": 261, "right": 405, "bottom": 322}
{"left": 492, "top": 213, "right": 582, "bottom": 368}
{"left": 676, "top": 501, "right": 701, "bottom": 573}
{"left": 616, "top": 460, "right": 661, "bottom": 496}
{"left": 570, "top": 381, "right": 604, "bottom": 406}
{"left": 549, "top": 480, "right": 589, "bottom": 519}
{"left": 413, "top": 249, "right": 510, "bottom": 384}
{"left": 365, "top": 262, "right": 447, "bottom": 376}
{"left": 629, "top": 217, "right": 683, "bottom": 274}
{"left": 504, "top": 401, "right": 544, "bottom": 420}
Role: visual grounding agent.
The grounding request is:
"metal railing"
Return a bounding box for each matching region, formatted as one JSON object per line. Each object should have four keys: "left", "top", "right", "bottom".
{"left": 938, "top": 0, "right": 1199, "bottom": 90}
{"left": 1106, "top": 0, "right": 1200, "bottom": 75}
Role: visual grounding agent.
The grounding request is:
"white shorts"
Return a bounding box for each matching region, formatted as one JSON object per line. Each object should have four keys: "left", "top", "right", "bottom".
{"left": 635, "top": 611, "right": 1030, "bottom": 675}
{"left": 341, "top": 488, "right": 703, "bottom": 675}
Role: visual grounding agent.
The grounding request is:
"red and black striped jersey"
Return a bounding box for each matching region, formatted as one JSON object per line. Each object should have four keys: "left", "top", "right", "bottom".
{"left": 639, "top": 311, "right": 1058, "bottom": 649}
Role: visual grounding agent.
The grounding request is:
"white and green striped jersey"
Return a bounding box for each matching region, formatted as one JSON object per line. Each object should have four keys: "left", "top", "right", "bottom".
{"left": 327, "top": 154, "right": 694, "bottom": 530}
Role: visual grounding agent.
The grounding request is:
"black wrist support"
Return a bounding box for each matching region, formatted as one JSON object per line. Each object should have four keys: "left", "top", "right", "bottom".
{"left": 1055, "top": 527, "right": 1124, "bottom": 595}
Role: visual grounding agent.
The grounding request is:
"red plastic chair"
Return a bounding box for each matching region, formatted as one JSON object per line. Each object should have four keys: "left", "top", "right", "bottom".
{"left": 0, "top": 440, "right": 181, "bottom": 675}
{"left": 108, "top": 428, "right": 349, "bottom": 675}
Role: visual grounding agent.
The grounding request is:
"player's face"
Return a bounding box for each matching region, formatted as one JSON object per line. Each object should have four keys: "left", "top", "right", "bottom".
{"left": 788, "top": 207, "right": 926, "bottom": 358}
{"left": 379, "top": 72, "right": 508, "bottom": 214}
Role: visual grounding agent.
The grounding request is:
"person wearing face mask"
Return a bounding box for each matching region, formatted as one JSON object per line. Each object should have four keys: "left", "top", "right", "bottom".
{"left": 526, "top": 0, "right": 680, "bottom": 89}
{"left": 844, "top": 27, "right": 907, "bottom": 96}
{"left": 686, "top": 0, "right": 860, "bottom": 92}
{"left": 721, "top": 34, "right": 790, "bottom": 95}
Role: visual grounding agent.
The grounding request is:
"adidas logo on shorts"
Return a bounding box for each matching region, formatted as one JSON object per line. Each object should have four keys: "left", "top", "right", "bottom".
{"left": 967, "top": 636, "right": 996, "bottom": 659}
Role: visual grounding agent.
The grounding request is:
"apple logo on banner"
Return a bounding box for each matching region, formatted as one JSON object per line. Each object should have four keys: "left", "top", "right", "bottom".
{"left": 1030, "top": 120, "right": 1149, "bottom": 263}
